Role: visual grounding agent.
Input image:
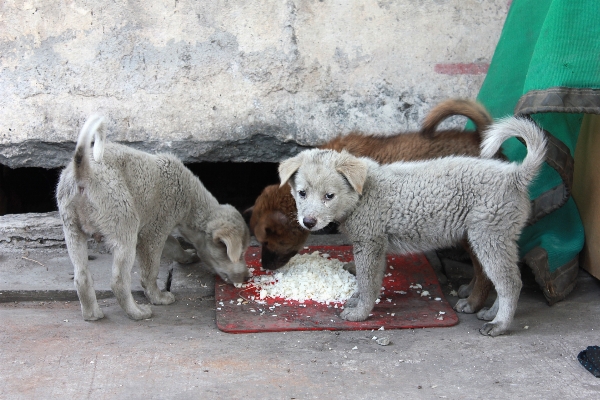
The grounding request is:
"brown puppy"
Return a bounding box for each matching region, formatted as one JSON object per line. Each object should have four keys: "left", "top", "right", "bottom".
{"left": 325, "top": 99, "right": 490, "bottom": 162}
{"left": 248, "top": 99, "right": 495, "bottom": 312}
{"left": 248, "top": 183, "right": 309, "bottom": 270}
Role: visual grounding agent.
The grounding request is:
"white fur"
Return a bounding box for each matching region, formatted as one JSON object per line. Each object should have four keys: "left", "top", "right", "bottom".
{"left": 279, "top": 117, "right": 547, "bottom": 336}
{"left": 57, "top": 115, "right": 250, "bottom": 321}
{"left": 75, "top": 114, "right": 106, "bottom": 162}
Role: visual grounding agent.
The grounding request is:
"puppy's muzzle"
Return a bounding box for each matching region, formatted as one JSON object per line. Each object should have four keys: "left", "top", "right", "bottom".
{"left": 302, "top": 216, "right": 317, "bottom": 229}
{"left": 220, "top": 269, "right": 250, "bottom": 285}
{"left": 261, "top": 247, "right": 297, "bottom": 270}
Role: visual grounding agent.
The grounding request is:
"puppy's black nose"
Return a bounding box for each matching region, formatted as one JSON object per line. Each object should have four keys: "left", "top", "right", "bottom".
{"left": 303, "top": 217, "right": 317, "bottom": 229}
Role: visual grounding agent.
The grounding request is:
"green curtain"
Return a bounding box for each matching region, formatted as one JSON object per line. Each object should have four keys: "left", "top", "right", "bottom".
{"left": 470, "top": 0, "right": 600, "bottom": 303}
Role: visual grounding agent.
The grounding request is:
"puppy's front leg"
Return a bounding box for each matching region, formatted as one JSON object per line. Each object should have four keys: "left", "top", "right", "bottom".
{"left": 340, "top": 239, "right": 386, "bottom": 321}
{"left": 138, "top": 234, "right": 176, "bottom": 305}
{"left": 162, "top": 234, "right": 199, "bottom": 264}
{"left": 344, "top": 290, "right": 360, "bottom": 309}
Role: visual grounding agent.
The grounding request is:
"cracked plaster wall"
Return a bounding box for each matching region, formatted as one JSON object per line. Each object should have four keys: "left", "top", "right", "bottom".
{"left": 0, "top": 0, "right": 509, "bottom": 168}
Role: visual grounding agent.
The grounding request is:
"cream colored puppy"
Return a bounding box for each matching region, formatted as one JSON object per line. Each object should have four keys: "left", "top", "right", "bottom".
{"left": 57, "top": 115, "right": 250, "bottom": 321}
{"left": 279, "top": 117, "right": 546, "bottom": 336}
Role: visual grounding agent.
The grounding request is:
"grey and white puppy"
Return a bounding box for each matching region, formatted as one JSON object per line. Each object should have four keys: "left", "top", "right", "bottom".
{"left": 57, "top": 115, "right": 250, "bottom": 321}
{"left": 279, "top": 117, "right": 546, "bottom": 336}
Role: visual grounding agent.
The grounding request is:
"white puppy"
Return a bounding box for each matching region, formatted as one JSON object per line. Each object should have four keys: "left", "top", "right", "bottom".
{"left": 279, "top": 117, "right": 546, "bottom": 336}
{"left": 57, "top": 115, "right": 250, "bottom": 321}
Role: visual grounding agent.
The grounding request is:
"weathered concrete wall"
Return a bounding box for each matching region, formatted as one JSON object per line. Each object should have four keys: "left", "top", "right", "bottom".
{"left": 0, "top": 0, "right": 509, "bottom": 168}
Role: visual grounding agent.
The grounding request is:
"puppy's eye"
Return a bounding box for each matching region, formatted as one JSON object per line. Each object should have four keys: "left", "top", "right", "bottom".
{"left": 298, "top": 190, "right": 306, "bottom": 199}
{"left": 325, "top": 193, "right": 335, "bottom": 200}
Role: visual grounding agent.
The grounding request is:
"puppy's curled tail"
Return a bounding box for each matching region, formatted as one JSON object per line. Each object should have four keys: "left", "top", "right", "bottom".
{"left": 73, "top": 114, "right": 106, "bottom": 181}
{"left": 481, "top": 117, "right": 547, "bottom": 192}
{"left": 420, "top": 99, "right": 492, "bottom": 138}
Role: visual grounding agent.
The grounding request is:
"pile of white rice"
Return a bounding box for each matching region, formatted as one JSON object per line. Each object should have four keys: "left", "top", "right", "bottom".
{"left": 249, "top": 251, "right": 356, "bottom": 304}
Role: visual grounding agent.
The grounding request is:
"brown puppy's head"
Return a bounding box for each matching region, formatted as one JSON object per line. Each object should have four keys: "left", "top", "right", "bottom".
{"left": 248, "top": 184, "right": 310, "bottom": 270}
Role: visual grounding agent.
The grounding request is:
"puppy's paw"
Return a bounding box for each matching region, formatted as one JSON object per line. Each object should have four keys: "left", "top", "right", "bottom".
{"left": 344, "top": 291, "right": 360, "bottom": 308}
{"left": 177, "top": 249, "right": 200, "bottom": 264}
{"left": 150, "top": 291, "right": 176, "bottom": 305}
{"left": 128, "top": 304, "right": 153, "bottom": 320}
{"left": 345, "top": 297, "right": 359, "bottom": 308}
{"left": 457, "top": 283, "right": 473, "bottom": 298}
{"left": 479, "top": 321, "right": 509, "bottom": 337}
{"left": 453, "top": 298, "right": 476, "bottom": 314}
{"left": 340, "top": 306, "right": 370, "bottom": 322}
{"left": 82, "top": 307, "right": 104, "bottom": 321}
{"left": 476, "top": 306, "right": 497, "bottom": 321}
{"left": 343, "top": 262, "right": 356, "bottom": 276}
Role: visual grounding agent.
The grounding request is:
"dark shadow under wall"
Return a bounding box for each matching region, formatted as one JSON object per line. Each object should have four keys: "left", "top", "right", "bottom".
{"left": 0, "top": 166, "right": 61, "bottom": 215}
{"left": 186, "top": 162, "right": 280, "bottom": 212}
{"left": 0, "top": 162, "right": 280, "bottom": 216}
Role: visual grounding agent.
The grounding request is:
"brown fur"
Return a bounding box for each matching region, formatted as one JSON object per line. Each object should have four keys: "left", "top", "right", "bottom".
{"left": 323, "top": 99, "right": 492, "bottom": 162}
{"left": 420, "top": 98, "right": 493, "bottom": 139}
{"left": 248, "top": 184, "right": 309, "bottom": 269}
{"left": 248, "top": 98, "right": 494, "bottom": 313}
{"left": 323, "top": 129, "right": 481, "bottom": 162}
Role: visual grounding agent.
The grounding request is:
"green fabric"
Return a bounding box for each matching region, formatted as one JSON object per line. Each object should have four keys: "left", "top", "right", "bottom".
{"left": 519, "top": 198, "right": 583, "bottom": 268}
{"left": 469, "top": 0, "right": 600, "bottom": 272}
{"left": 525, "top": 1, "right": 600, "bottom": 91}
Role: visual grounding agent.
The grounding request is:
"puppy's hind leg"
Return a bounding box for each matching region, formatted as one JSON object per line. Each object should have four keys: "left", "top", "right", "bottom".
{"left": 457, "top": 277, "right": 475, "bottom": 298}
{"left": 456, "top": 239, "right": 475, "bottom": 298}
{"left": 470, "top": 235, "right": 522, "bottom": 337}
{"left": 340, "top": 239, "right": 387, "bottom": 322}
{"left": 111, "top": 243, "right": 152, "bottom": 320}
{"left": 64, "top": 227, "right": 104, "bottom": 321}
{"left": 137, "top": 232, "right": 175, "bottom": 305}
{"left": 454, "top": 246, "right": 493, "bottom": 314}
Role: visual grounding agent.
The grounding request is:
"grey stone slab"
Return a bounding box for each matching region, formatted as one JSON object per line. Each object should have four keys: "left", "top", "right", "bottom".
{"left": 0, "top": 248, "right": 173, "bottom": 302}
{"left": 0, "top": 212, "right": 65, "bottom": 250}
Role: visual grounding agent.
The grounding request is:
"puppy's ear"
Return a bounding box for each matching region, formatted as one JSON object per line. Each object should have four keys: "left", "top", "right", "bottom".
{"left": 242, "top": 206, "right": 254, "bottom": 228}
{"left": 278, "top": 153, "right": 304, "bottom": 188}
{"left": 213, "top": 228, "right": 244, "bottom": 263}
{"left": 270, "top": 211, "right": 289, "bottom": 226}
{"left": 253, "top": 221, "right": 266, "bottom": 242}
{"left": 335, "top": 152, "right": 368, "bottom": 195}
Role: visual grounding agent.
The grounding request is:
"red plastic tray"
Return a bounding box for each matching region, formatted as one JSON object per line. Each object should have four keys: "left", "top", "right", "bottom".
{"left": 215, "top": 246, "right": 458, "bottom": 333}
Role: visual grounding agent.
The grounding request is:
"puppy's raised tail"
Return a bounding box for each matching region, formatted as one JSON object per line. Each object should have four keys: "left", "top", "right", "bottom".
{"left": 420, "top": 99, "right": 492, "bottom": 138}
{"left": 481, "top": 117, "right": 547, "bottom": 192}
{"left": 73, "top": 114, "right": 106, "bottom": 183}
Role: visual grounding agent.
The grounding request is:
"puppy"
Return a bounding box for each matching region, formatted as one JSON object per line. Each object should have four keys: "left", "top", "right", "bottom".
{"left": 57, "top": 115, "right": 250, "bottom": 321}
{"left": 247, "top": 183, "right": 310, "bottom": 270}
{"left": 248, "top": 99, "right": 493, "bottom": 270}
{"left": 248, "top": 99, "right": 496, "bottom": 314}
{"left": 279, "top": 117, "right": 546, "bottom": 336}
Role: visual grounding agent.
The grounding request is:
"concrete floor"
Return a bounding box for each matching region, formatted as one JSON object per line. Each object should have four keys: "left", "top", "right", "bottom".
{"left": 1, "top": 234, "right": 599, "bottom": 399}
